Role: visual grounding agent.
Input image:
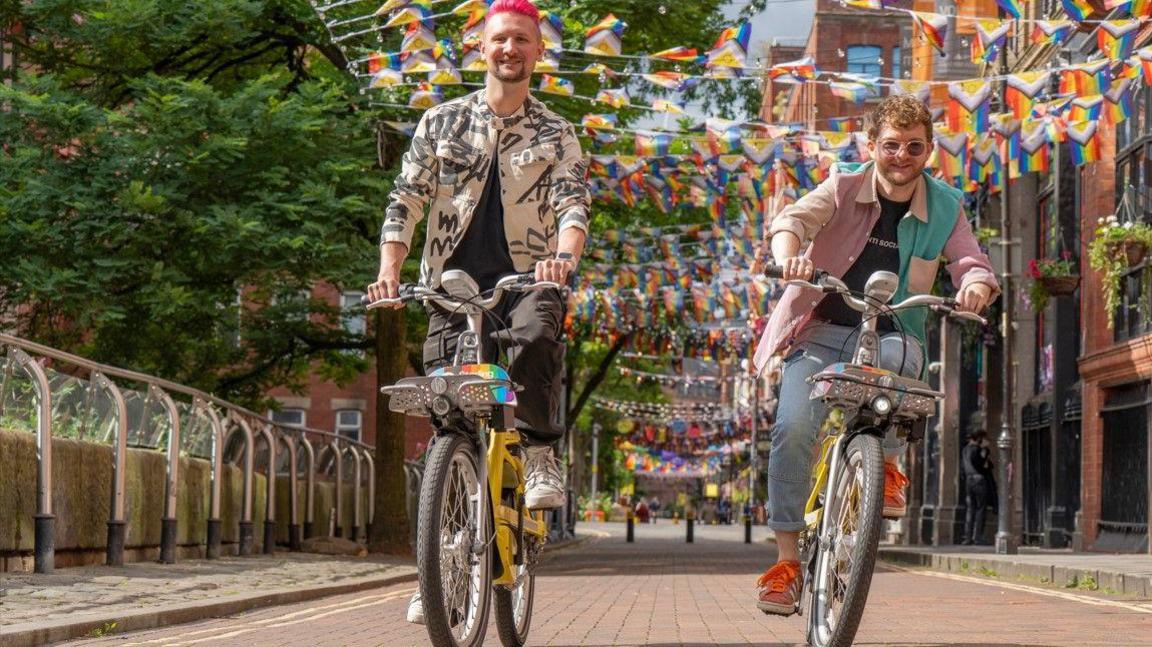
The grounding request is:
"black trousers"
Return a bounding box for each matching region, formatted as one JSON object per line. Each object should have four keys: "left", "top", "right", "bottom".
{"left": 964, "top": 474, "right": 990, "bottom": 543}
{"left": 423, "top": 287, "right": 566, "bottom": 447}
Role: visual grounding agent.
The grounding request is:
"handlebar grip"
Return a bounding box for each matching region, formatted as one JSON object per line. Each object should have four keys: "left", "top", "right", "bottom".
{"left": 763, "top": 265, "right": 786, "bottom": 279}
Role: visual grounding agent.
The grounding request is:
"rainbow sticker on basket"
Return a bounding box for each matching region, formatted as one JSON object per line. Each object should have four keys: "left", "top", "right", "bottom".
{"left": 431, "top": 364, "right": 517, "bottom": 404}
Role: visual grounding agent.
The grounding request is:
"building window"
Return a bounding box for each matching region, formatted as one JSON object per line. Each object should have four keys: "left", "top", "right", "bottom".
{"left": 845, "top": 45, "right": 882, "bottom": 77}
{"left": 891, "top": 45, "right": 901, "bottom": 81}
{"left": 270, "top": 408, "right": 306, "bottom": 428}
{"left": 1034, "top": 186, "right": 1057, "bottom": 393}
{"left": 341, "top": 290, "right": 367, "bottom": 357}
{"left": 1112, "top": 83, "right": 1152, "bottom": 342}
{"left": 335, "top": 409, "right": 362, "bottom": 442}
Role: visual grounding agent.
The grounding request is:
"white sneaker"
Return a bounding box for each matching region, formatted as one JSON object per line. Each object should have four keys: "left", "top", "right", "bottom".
{"left": 524, "top": 445, "right": 566, "bottom": 510}
{"left": 406, "top": 592, "right": 425, "bottom": 624}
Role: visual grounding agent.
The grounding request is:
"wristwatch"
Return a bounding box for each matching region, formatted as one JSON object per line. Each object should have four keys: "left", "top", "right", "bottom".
{"left": 555, "top": 252, "right": 575, "bottom": 263}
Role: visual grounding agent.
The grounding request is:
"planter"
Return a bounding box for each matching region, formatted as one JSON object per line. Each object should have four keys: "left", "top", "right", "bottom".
{"left": 1039, "top": 275, "right": 1080, "bottom": 296}
{"left": 1120, "top": 240, "right": 1148, "bottom": 267}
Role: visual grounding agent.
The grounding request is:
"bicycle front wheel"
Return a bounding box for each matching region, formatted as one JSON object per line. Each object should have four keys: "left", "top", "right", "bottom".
{"left": 807, "top": 432, "right": 885, "bottom": 647}
{"left": 417, "top": 433, "right": 492, "bottom": 647}
{"left": 494, "top": 557, "right": 535, "bottom": 646}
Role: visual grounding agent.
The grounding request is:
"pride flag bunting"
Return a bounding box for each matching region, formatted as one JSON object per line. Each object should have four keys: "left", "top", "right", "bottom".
{"left": 910, "top": 11, "right": 949, "bottom": 56}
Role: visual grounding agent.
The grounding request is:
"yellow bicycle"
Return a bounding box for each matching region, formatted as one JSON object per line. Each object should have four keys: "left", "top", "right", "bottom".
{"left": 368, "top": 270, "right": 555, "bottom": 647}
{"left": 765, "top": 266, "right": 986, "bottom": 647}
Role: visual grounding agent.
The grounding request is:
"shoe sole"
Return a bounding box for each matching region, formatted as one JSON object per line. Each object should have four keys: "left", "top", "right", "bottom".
{"left": 525, "top": 496, "right": 565, "bottom": 510}
{"left": 756, "top": 599, "right": 797, "bottom": 616}
{"left": 882, "top": 504, "right": 906, "bottom": 519}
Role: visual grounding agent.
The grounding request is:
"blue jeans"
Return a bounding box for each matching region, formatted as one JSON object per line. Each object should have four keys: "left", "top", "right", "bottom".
{"left": 766, "top": 323, "right": 924, "bottom": 532}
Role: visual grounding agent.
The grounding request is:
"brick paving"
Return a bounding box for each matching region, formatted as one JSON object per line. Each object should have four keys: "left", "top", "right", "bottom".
{"left": 60, "top": 521, "right": 1152, "bottom": 646}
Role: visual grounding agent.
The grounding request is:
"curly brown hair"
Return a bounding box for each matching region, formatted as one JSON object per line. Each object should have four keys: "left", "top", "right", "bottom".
{"left": 866, "top": 95, "right": 934, "bottom": 142}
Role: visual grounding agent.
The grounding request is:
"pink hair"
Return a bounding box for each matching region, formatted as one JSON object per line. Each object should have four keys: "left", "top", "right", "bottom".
{"left": 488, "top": 0, "right": 540, "bottom": 22}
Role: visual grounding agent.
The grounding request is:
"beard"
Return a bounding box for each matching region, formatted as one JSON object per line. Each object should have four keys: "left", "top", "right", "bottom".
{"left": 876, "top": 161, "right": 922, "bottom": 187}
{"left": 491, "top": 58, "right": 531, "bottom": 83}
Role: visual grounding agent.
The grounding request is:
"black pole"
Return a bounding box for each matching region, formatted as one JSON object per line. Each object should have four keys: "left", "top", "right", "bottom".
{"left": 239, "top": 521, "right": 255, "bottom": 556}
{"left": 686, "top": 514, "right": 695, "bottom": 543}
{"left": 34, "top": 514, "right": 55, "bottom": 574}
{"left": 263, "top": 521, "right": 276, "bottom": 554}
{"left": 159, "top": 517, "right": 178, "bottom": 564}
{"left": 626, "top": 511, "right": 635, "bottom": 543}
{"left": 106, "top": 520, "right": 126, "bottom": 566}
{"left": 303, "top": 520, "right": 315, "bottom": 540}
{"left": 995, "top": 51, "right": 1018, "bottom": 555}
{"left": 744, "top": 514, "right": 752, "bottom": 544}
{"left": 289, "top": 524, "right": 303, "bottom": 551}
{"left": 206, "top": 518, "right": 222, "bottom": 559}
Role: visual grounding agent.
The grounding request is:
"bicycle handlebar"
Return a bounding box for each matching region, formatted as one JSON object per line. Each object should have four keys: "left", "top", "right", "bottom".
{"left": 762, "top": 264, "right": 988, "bottom": 326}
{"left": 362, "top": 273, "right": 561, "bottom": 311}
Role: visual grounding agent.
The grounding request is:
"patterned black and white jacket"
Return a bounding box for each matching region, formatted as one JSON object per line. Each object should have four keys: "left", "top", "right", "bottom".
{"left": 381, "top": 89, "right": 590, "bottom": 288}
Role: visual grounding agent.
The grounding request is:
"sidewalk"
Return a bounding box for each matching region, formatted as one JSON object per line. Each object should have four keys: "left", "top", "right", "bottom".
{"left": 0, "top": 551, "right": 417, "bottom": 647}
{"left": 878, "top": 544, "right": 1152, "bottom": 598}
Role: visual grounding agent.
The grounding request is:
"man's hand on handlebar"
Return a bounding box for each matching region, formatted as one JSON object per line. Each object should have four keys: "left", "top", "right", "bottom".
{"left": 777, "top": 256, "right": 815, "bottom": 282}
{"left": 955, "top": 282, "right": 993, "bottom": 314}
{"left": 366, "top": 271, "right": 404, "bottom": 310}
{"left": 535, "top": 257, "right": 575, "bottom": 284}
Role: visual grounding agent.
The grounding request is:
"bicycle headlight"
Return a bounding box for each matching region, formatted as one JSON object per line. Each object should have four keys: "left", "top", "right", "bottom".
{"left": 430, "top": 376, "right": 448, "bottom": 395}
{"left": 871, "top": 394, "right": 893, "bottom": 415}
{"left": 431, "top": 395, "right": 452, "bottom": 417}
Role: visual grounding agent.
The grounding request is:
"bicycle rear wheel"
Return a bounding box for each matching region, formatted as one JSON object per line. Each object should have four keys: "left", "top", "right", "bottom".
{"left": 418, "top": 433, "right": 492, "bottom": 647}
{"left": 807, "top": 432, "right": 885, "bottom": 647}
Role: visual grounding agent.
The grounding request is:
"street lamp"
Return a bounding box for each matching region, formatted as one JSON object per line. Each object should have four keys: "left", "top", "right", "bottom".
{"left": 590, "top": 422, "right": 601, "bottom": 502}
{"left": 995, "top": 53, "right": 1018, "bottom": 555}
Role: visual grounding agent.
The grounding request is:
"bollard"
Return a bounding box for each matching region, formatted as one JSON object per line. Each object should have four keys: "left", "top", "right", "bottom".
{"left": 35, "top": 514, "right": 55, "bottom": 573}
{"left": 263, "top": 520, "right": 276, "bottom": 555}
{"left": 744, "top": 514, "right": 752, "bottom": 544}
{"left": 206, "top": 519, "right": 222, "bottom": 558}
{"left": 239, "top": 521, "right": 255, "bottom": 556}
{"left": 304, "top": 521, "right": 315, "bottom": 540}
{"left": 289, "top": 524, "right": 302, "bottom": 551}
{"left": 106, "top": 520, "right": 127, "bottom": 566}
{"left": 159, "top": 517, "right": 178, "bottom": 563}
{"left": 687, "top": 513, "right": 695, "bottom": 543}
{"left": 673, "top": 512, "right": 679, "bottom": 525}
{"left": 626, "top": 511, "right": 635, "bottom": 543}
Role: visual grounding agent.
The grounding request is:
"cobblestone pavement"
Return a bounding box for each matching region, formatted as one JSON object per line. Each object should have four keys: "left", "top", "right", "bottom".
{"left": 0, "top": 553, "right": 414, "bottom": 629}
{"left": 64, "top": 522, "right": 1152, "bottom": 646}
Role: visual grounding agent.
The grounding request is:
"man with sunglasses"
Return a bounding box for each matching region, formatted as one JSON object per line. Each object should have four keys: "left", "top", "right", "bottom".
{"left": 751, "top": 94, "right": 1000, "bottom": 615}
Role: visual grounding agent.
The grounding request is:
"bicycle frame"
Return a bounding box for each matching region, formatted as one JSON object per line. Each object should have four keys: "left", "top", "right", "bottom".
{"left": 484, "top": 422, "right": 548, "bottom": 587}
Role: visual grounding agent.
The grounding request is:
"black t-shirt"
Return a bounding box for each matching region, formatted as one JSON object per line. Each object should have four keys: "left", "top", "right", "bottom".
{"left": 811, "top": 195, "right": 908, "bottom": 332}
{"left": 443, "top": 135, "right": 516, "bottom": 293}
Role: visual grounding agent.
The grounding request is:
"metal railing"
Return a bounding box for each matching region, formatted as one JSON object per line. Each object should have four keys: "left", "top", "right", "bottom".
{"left": 0, "top": 332, "right": 381, "bottom": 574}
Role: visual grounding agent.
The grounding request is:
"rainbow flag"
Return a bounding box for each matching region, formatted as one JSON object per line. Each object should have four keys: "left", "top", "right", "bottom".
{"left": 539, "top": 11, "right": 563, "bottom": 50}
{"left": 1032, "top": 20, "right": 1076, "bottom": 47}
{"left": 651, "top": 99, "right": 685, "bottom": 113}
{"left": 538, "top": 74, "right": 574, "bottom": 97}
{"left": 827, "top": 117, "right": 858, "bottom": 132}
{"left": 933, "top": 129, "right": 969, "bottom": 181}
{"left": 968, "top": 134, "right": 1001, "bottom": 186}
{"left": 594, "top": 87, "right": 631, "bottom": 108}
{"left": 1061, "top": 0, "right": 1094, "bottom": 21}
{"left": 1006, "top": 71, "right": 1051, "bottom": 119}
{"left": 972, "top": 20, "right": 1012, "bottom": 65}
{"left": 582, "top": 113, "right": 618, "bottom": 130}
{"left": 1130, "top": 0, "right": 1152, "bottom": 16}
{"left": 768, "top": 56, "right": 818, "bottom": 83}
{"left": 1106, "top": 77, "right": 1135, "bottom": 124}
{"left": 585, "top": 14, "right": 625, "bottom": 56}
{"left": 910, "top": 11, "right": 949, "bottom": 56}
{"left": 830, "top": 81, "right": 871, "bottom": 104}
{"left": 996, "top": 0, "right": 1024, "bottom": 18}
{"left": 892, "top": 79, "right": 932, "bottom": 103}
{"left": 450, "top": 0, "right": 489, "bottom": 14}
{"left": 706, "top": 118, "right": 744, "bottom": 154}
{"left": 634, "top": 132, "right": 674, "bottom": 157}
{"left": 1060, "top": 61, "right": 1111, "bottom": 96}
{"left": 651, "top": 46, "right": 701, "bottom": 62}
{"left": 366, "top": 51, "right": 401, "bottom": 74}
{"left": 1012, "top": 121, "right": 1049, "bottom": 177}
{"left": 642, "top": 71, "right": 690, "bottom": 91}
{"left": 383, "top": 2, "right": 432, "bottom": 29}
{"left": 712, "top": 23, "right": 752, "bottom": 52}
{"left": 1097, "top": 19, "right": 1143, "bottom": 60}
{"left": 948, "top": 79, "right": 994, "bottom": 133}
{"left": 1139, "top": 47, "right": 1152, "bottom": 84}
{"left": 1065, "top": 120, "right": 1100, "bottom": 165}
{"left": 742, "top": 138, "right": 776, "bottom": 165}
{"left": 408, "top": 83, "right": 443, "bottom": 109}
{"left": 461, "top": 8, "right": 485, "bottom": 45}
{"left": 1069, "top": 94, "right": 1104, "bottom": 122}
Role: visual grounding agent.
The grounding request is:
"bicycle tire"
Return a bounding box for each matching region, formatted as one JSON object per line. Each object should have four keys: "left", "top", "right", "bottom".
{"left": 417, "top": 433, "right": 492, "bottom": 647}
{"left": 493, "top": 561, "right": 535, "bottom": 647}
{"left": 807, "top": 432, "right": 885, "bottom": 647}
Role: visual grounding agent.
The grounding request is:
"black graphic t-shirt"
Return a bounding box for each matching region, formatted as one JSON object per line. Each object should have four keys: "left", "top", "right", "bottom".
{"left": 443, "top": 135, "right": 516, "bottom": 294}
{"left": 811, "top": 195, "right": 908, "bottom": 332}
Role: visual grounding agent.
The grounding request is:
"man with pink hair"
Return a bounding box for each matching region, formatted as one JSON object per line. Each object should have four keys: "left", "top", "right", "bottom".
{"left": 366, "top": 0, "right": 590, "bottom": 625}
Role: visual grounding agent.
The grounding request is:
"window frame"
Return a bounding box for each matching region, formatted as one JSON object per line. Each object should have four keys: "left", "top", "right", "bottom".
{"left": 335, "top": 409, "right": 363, "bottom": 443}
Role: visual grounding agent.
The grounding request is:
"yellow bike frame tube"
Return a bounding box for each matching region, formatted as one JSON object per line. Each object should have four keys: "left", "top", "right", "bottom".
{"left": 487, "top": 428, "right": 547, "bottom": 586}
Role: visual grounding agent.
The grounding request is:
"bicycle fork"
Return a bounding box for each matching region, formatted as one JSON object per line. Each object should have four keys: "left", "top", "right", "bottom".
{"left": 811, "top": 432, "right": 850, "bottom": 613}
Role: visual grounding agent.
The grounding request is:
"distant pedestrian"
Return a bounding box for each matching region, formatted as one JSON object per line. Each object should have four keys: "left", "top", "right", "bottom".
{"left": 961, "top": 429, "right": 993, "bottom": 545}
{"left": 635, "top": 499, "right": 650, "bottom": 524}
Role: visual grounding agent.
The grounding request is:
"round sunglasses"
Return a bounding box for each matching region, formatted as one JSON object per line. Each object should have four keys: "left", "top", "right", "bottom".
{"left": 878, "top": 139, "right": 929, "bottom": 157}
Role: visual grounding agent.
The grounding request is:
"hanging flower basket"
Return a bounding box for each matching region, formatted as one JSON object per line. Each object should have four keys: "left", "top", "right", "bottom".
{"left": 1119, "top": 239, "right": 1148, "bottom": 268}
{"left": 1039, "top": 275, "right": 1080, "bottom": 296}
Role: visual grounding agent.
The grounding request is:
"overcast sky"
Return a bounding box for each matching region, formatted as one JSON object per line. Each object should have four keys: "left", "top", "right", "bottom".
{"left": 728, "top": 0, "right": 816, "bottom": 56}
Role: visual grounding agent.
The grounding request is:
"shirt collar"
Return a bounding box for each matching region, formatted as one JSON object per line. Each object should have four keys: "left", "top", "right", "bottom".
{"left": 474, "top": 90, "right": 532, "bottom": 130}
{"left": 854, "top": 161, "right": 929, "bottom": 223}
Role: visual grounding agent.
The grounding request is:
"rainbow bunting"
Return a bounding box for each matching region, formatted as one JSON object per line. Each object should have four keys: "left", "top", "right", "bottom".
{"left": 536, "top": 49, "right": 561, "bottom": 73}
{"left": 1065, "top": 120, "right": 1101, "bottom": 165}
{"left": 401, "top": 50, "right": 436, "bottom": 73}
{"left": 367, "top": 51, "right": 401, "bottom": 74}
{"left": 892, "top": 79, "right": 931, "bottom": 103}
{"left": 742, "top": 138, "right": 776, "bottom": 165}
{"left": 842, "top": 0, "right": 885, "bottom": 8}
{"left": 594, "top": 87, "right": 631, "bottom": 108}
{"left": 369, "top": 67, "right": 403, "bottom": 88}
{"left": 1060, "top": 0, "right": 1094, "bottom": 21}
{"left": 651, "top": 46, "right": 701, "bottom": 62}
{"left": 968, "top": 133, "right": 1001, "bottom": 186}
{"left": 584, "top": 14, "right": 625, "bottom": 56}
{"left": 820, "top": 132, "right": 855, "bottom": 152}
{"left": 707, "top": 25, "right": 752, "bottom": 71}
{"left": 972, "top": 20, "right": 1012, "bottom": 65}
{"left": 933, "top": 128, "right": 968, "bottom": 182}
{"left": 948, "top": 79, "right": 994, "bottom": 133}
{"left": 428, "top": 65, "right": 461, "bottom": 85}
{"left": 1105, "top": 77, "right": 1135, "bottom": 124}
{"left": 634, "top": 132, "right": 674, "bottom": 157}
{"left": 706, "top": 118, "right": 744, "bottom": 154}
{"left": 539, "top": 11, "right": 563, "bottom": 50}
{"left": 830, "top": 81, "right": 872, "bottom": 104}
{"left": 1060, "top": 61, "right": 1111, "bottom": 96}
{"left": 910, "top": 11, "right": 949, "bottom": 56}
{"left": 1139, "top": 47, "right": 1152, "bottom": 84}
{"left": 408, "top": 83, "right": 443, "bottom": 109}
{"left": 995, "top": 0, "right": 1025, "bottom": 18}
{"left": 460, "top": 43, "right": 486, "bottom": 71}
{"left": 1011, "top": 120, "right": 1049, "bottom": 177}
{"left": 1032, "top": 20, "right": 1076, "bottom": 47}
{"left": 1130, "top": 0, "right": 1152, "bottom": 16}
{"left": 461, "top": 8, "right": 485, "bottom": 44}
{"left": 1069, "top": 94, "right": 1104, "bottom": 122}
{"left": 538, "top": 74, "right": 574, "bottom": 97}
{"left": 712, "top": 22, "right": 752, "bottom": 52}
{"left": 383, "top": 2, "right": 432, "bottom": 28}
{"left": 642, "top": 71, "right": 691, "bottom": 91}
{"left": 1097, "top": 20, "right": 1143, "bottom": 60}
{"left": 582, "top": 113, "right": 618, "bottom": 130}
{"left": 651, "top": 99, "right": 685, "bottom": 113}
{"left": 827, "top": 117, "right": 858, "bottom": 132}
{"left": 1006, "top": 71, "right": 1051, "bottom": 119}
{"left": 375, "top": 0, "right": 412, "bottom": 15}
{"left": 769, "top": 56, "right": 818, "bottom": 83}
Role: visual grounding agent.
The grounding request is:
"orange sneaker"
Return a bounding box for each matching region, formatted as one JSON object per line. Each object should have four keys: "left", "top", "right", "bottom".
{"left": 883, "top": 461, "right": 909, "bottom": 519}
{"left": 756, "top": 560, "right": 802, "bottom": 616}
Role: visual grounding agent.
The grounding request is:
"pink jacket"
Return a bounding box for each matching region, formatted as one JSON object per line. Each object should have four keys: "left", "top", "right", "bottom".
{"left": 752, "top": 163, "right": 1000, "bottom": 374}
